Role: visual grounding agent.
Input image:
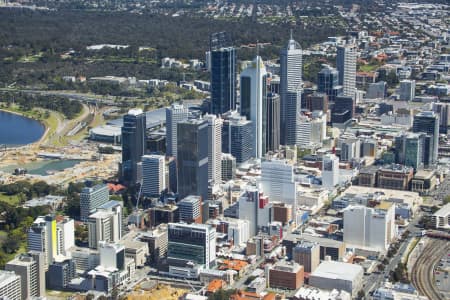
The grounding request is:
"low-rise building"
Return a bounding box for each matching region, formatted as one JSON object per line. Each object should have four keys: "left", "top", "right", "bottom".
{"left": 432, "top": 203, "right": 450, "bottom": 230}
{"left": 309, "top": 261, "right": 363, "bottom": 297}
{"left": 269, "top": 260, "right": 304, "bottom": 290}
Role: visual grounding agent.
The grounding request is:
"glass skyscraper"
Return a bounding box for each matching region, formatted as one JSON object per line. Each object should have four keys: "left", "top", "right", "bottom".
{"left": 121, "top": 109, "right": 146, "bottom": 185}
{"left": 412, "top": 111, "right": 439, "bottom": 165}
{"left": 222, "top": 111, "right": 254, "bottom": 164}
{"left": 280, "top": 35, "right": 303, "bottom": 146}
{"left": 210, "top": 47, "right": 236, "bottom": 115}
{"left": 337, "top": 44, "right": 357, "bottom": 98}
{"left": 177, "top": 118, "right": 209, "bottom": 201}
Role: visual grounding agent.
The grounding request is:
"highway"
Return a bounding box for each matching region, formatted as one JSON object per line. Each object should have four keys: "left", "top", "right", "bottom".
{"left": 411, "top": 239, "right": 449, "bottom": 300}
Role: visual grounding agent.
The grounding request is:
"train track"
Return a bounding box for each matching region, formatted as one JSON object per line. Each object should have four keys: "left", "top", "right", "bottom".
{"left": 410, "top": 239, "right": 449, "bottom": 300}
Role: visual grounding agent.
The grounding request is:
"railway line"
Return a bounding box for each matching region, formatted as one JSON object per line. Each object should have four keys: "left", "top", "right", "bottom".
{"left": 410, "top": 239, "right": 449, "bottom": 300}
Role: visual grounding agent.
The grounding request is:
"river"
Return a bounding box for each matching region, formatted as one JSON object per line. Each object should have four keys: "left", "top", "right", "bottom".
{"left": 0, "top": 110, "right": 45, "bottom": 146}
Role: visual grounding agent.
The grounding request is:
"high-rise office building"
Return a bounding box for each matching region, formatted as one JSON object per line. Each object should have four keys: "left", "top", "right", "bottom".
{"left": 334, "top": 95, "right": 355, "bottom": 118}
{"left": 177, "top": 118, "right": 209, "bottom": 201}
{"left": 337, "top": 45, "right": 357, "bottom": 98}
{"left": 432, "top": 102, "right": 450, "bottom": 134}
{"left": 340, "top": 138, "right": 361, "bottom": 161}
{"left": 99, "top": 241, "right": 125, "bottom": 270}
{"left": 0, "top": 270, "right": 21, "bottom": 300}
{"left": 6, "top": 252, "right": 45, "bottom": 300}
{"left": 399, "top": 80, "right": 416, "bottom": 101}
{"left": 47, "top": 258, "right": 76, "bottom": 290}
{"left": 167, "top": 223, "right": 216, "bottom": 268}
{"left": 87, "top": 201, "right": 123, "bottom": 249}
{"left": 366, "top": 81, "right": 387, "bottom": 99}
{"left": 142, "top": 154, "right": 166, "bottom": 197}
{"left": 395, "top": 133, "right": 427, "bottom": 169}
{"left": 178, "top": 195, "right": 202, "bottom": 224}
{"left": 121, "top": 109, "right": 146, "bottom": 185}
{"left": 56, "top": 216, "right": 75, "bottom": 257}
{"left": 222, "top": 110, "right": 253, "bottom": 164}
{"left": 322, "top": 154, "right": 339, "bottom": 188}
{"left": 280, "top": 34, "right": 303, "bottom": 146}
{"left": 166, "top": 103, "right": 189, "bottom": 157}
{"left": 80, "top": 183, "right": 109, "bottom": 221}
{"left": 305, "top": 92, "right": 329, "bottom": 114}
{"left": 412, "top": 111, "right": 439, "bottom": 165}
{"left": 221, "top": 153, "right": 236, "bottom": 181}
{"left": 204, "top": 114, "right": 223, "bottom": 185}
{"left": 284, "top": 90, "right": 303, "bottom": 146}
{"left": 260, "top": 160, "right": 297, "bottom": 218}
{"left": 240, "top": 55, "right": 269, "bottom": 158}
{"left": 27, "top": 216, "right": 57, "bottom": 268}
{"left": 266, "top": 93, "right": 280, "bottom": 152}
{"left": 343, "top": 203, "right": 396, "bottom": 251}
{"left": 238, "top": 188, "right": 272, "bottom": 237}
{"left": 297, "top": 112, "right": 327, "bottom": 148}
{"left": 210, "top": 32, "right": 236, "bottom": 115}
{"left": 293, "top": 241, "right": 320, "bottom": 273}
{"left": 317, "top": 64, "right": 341, "bottom": 102}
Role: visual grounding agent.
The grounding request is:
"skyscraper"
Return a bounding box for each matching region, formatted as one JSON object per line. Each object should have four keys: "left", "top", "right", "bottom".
{"left": 240, "top": 55, "right": 269, "bottom": 158}
{"left": 0, "top": 270, "right": 21, "bottom": 300}
{"left": 27, "top": 216, "right": 57, "bottom": 268}
{"left": 337, "top": 44, "right": 357, "bottom": 98}
{"left": 80, "top": 184, "right": 109, "bottom": 221}
{"left": 399, "top": 80, "right": 416, "bottom": 101}
{"left": 121, "top": 109, "right": 146, "bottom": 185}
{"left": 280, "top": 34, "right": 303, "bottom": 146}
{"left": 167, "top": 223, "right": 216, "bottom": 269}
{"left": 260, "top": 159, "right": 297, "bottom": 218}
{"left": 317, "top": 64, "right": 341, "bottom": 102}
{"left": 87, "top": 201, "right": 123, "bottom": 249}
{"left": 142, "top": 154, "right": 166, "bottom": 197}
{"left": 266, "top": 93, "right": 280, "bottom": 152}
{"left": 177, "top": 118, "right": 209, "bottom": 201}
{"left": 6, "top": 252, "right": 45, "bottom": 300}
{"left": 210, "top": 32, "right": 236, "bottom": 115}
{"left": 166, "top": 103, "right": 189, "bottom": 157}
{"left": 178, "top": 195, "right": 202, "bottom": 224}
{"left": 204, "top": 114, "right": 223, "bottom": 185}
{"left": 412, "top": 111, "right": 439, "bottom": 165}
{"left": 432, "top": 102, "right": 450, "bottom": 134}
{"left": 322, "top": 154, "right": 339, "bottom": 188}
{"left": 222, "top": 110, "right": 253, "bottom": 164}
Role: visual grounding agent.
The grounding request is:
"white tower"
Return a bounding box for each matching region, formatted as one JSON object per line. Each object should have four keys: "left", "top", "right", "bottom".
{"left": 166, "top": 103, "right": 189, "bottom": 157}
{"left": 322, "top": 154, "right": 339, "bottom": 188}
{"left": 204, "top": 114, "right": 223, "bottom": 185}
{"left": 337, "top": 44, "right": 357, "bottom": 98}
{"left": 280, "top": 31, "right": 303, "bottom": 145}
{"left": 142, "top": 154, "right": 166, "bottom": 197}
{"left": 240, "top": 54, "right": 268, "bottom": 158}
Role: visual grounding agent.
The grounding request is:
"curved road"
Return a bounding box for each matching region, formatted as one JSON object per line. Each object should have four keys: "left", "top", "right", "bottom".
{"left": 411, "top": 239, "right": 449, "bottom": 300}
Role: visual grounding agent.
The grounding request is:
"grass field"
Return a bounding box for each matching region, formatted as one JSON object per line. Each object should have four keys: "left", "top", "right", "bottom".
{"left": 0, "top": 193, "right": 21, "bottom": 205}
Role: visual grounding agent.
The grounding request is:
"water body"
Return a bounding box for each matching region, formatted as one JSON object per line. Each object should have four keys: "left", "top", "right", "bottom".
{"left": 0, "top": 110, "right": 45, "bottom": 146}
{"left": 1, "top": 159, "right": 82, "bottom": 176}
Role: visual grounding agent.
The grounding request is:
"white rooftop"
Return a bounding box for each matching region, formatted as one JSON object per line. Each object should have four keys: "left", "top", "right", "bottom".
{"left": 128, "top": 108, "right": 143, "bottom": 116}
{"left": 433, "top": 203, "right": 450, "bottom": 218}
{"left": 311, "top": 261, "right": 363, "bottom": 282}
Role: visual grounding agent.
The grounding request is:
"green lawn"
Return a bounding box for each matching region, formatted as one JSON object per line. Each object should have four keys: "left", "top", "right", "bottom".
{"left": 359, "top": 64, "right": 379, "bottom": 72}
{"left": 0, "top": 193, "right": 20, "bottom": 206}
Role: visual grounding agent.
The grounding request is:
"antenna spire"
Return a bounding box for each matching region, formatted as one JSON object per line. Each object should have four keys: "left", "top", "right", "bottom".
{"left": 290, "top": 29, "right": 293, "bottom": 40}
{"left": 256, "top": 40, "right": 259, "bottom": 56}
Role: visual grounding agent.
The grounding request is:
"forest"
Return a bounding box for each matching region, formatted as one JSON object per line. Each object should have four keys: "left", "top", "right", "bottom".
{"left": 0, "top": 92, "right": 83, "bottom": 119}
{"left": 0, "top": 8, "right": 346, "bottom": 87}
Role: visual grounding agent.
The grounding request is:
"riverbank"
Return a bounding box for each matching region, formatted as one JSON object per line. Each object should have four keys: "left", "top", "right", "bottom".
{"left": 0, "top": 104, "right": 62, "bottom": 146}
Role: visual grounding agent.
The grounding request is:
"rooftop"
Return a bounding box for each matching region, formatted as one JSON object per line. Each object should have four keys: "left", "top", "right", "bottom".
{"left": 433, "top": 203, "right": 450, "bottom": 218}
{"left": 311, "top": 261, "right": 363, "bottom": 281}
